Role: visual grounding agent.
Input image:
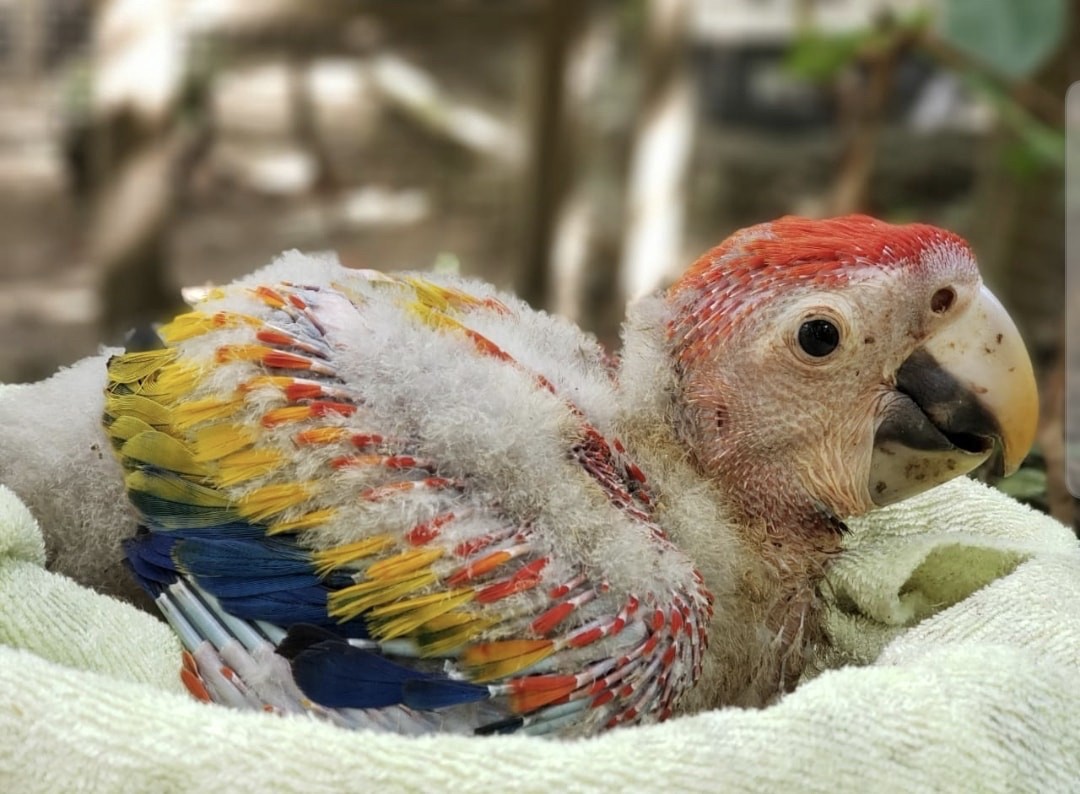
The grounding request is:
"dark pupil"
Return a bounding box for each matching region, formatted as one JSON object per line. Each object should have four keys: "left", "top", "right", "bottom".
{"left": 798, "top": 319, "right": 840, "bottom": 357}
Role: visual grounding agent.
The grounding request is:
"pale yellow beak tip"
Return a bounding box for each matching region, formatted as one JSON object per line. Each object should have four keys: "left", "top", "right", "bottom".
{"left": 977, "top": 286, "right": 1039, "bottom": 477}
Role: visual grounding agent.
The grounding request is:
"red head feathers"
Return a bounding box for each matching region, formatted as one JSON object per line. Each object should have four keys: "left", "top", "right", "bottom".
{"left": 666, "top": 215, "right": 974, "bottom": 365}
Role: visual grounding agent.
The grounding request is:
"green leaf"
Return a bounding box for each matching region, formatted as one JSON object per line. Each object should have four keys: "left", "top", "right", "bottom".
{"left": 1001, "top": 126, "right": 1066, "bottom": 176}
{"left": 939, "top": 0, "right": 1067, "bottom": 78}
{"left": 785, "top": 31, "right": 865, "bottom": 82}
{"left": 786, "top": 11, "right": 932, "bottom": 82}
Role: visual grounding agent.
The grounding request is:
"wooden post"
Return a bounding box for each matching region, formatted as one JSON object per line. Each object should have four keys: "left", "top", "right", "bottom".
{"left": 618, "top": 0, "right": 696, "bottom": 303}
{"left": 519, "top": 0, "right": 589, "bottom": 311}
{"left": 89, "top": 0, "right": 184, "bottom": 338}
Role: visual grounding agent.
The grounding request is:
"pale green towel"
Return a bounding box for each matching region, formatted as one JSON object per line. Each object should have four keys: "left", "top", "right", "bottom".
{"left": 1, "top": 360, "right": 1079, "bottom": 792}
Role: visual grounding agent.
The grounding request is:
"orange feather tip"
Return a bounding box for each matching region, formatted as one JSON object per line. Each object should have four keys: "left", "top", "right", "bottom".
{"left": 405, "top": 513, "right": 456, "bottom": 546}
{"left": 260, "top": 405, "right": 308, "bottom": 427}
{"left": 590, "top": 689, "right": 615, "bottom": 709}
{"left": 215, "top": 344, "right": 337, "bottom": 376}
{"left": 180, "top": 667, "right": 212, "bottom": 703}
{"left": 547, "top": 574, "right": 586, "bottom": 600}
{"left": 453, "top": 532, "right": 504, "bottom": 558}
{"left": 294, "top": 426, "right": 349, "bottom": 445}
{"left": 262, "top": 401, "right": 356, "bottom": 429}
{"left": 350, "top": 433, "right": 386, "bottom": 448}
{"left": 180, "top": 649, "right": 198, "bottom": 674}
{"left": 309, "top": 401, "right": 358, "bottom": 418}
{"left": 446, "top": 550, "right": 512, "bottom": 586}
{"left": 530, "top": 602, "right": 574, "bottom": 636}
{"left": 460, "top": 639, "right": 552, "bottom": 664}
{"left": 508, "top": 681, "right": 578, "bottom": 714}
{"left": 460, "top": 640, "right": 555, "bottom": 682}
{"left": 475, "top": 557, "right": 547, "bottom": 603}
{"left": 331, "top": 454, "right": 428, "bottom": 472}
{"left": 284, "top": 381, "right": 325, "bottom": 401}
{"left": 360, "top": 477, "right": 457, "bottom": 502}
{"left": 252, "top": 285, "right": 287, "bottom": 308}
{"left": 566, "top": 625, "right": 605, "bottom": 649}
{"left": 255, "top": 328, "right": 298, "bottom": 348}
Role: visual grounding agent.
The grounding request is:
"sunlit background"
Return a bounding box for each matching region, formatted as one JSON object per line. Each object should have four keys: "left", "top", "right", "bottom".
{"left": 0, "top": 0, "right": 1072, "bottom": 524}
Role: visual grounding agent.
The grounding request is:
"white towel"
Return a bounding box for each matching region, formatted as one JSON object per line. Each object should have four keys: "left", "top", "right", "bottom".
{"left": 1, "top": 360, "right": 1079, "bottom": 792}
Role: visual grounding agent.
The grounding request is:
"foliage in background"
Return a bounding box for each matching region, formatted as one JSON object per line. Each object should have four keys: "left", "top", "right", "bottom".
{"left": 785, "top": 0, "right": 1066, "bottom": 178}
{"left": 941, "top": 0, "right": 1066, "bottom": 79}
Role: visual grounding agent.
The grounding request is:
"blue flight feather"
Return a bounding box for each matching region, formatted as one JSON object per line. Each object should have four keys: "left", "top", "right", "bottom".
{"left": 122, "top": 535, "right": 178, "bottom": 591}
{"left": 172, "top": 537, "right": 314, "bottom": 578}
{"left": 402, "top": 678, "right": 490, "bottom": 710}
{"left": 291, "top": 642, "right": 441, "bottom": 709}
{"left": 276, "top": 624, "right": 342, "bottom": 659}
{"left": 217, "top": 586, "right": 338, "bottom": 627}
{"left": 193, "top": 573, "right": 322, "bottom": 598}
{"left": 132, "top": 532, "right": 178, "bottom": 568}
{"left": 122, "top": 557, "right": 173, "bottom": 593}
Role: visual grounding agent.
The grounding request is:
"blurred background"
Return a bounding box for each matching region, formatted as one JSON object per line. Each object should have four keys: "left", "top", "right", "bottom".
{"left": 0, "top": 0, "right": 1073, "bottom": 525}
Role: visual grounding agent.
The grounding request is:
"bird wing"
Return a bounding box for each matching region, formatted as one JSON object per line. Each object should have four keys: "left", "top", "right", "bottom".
{"left": 105, "top": 266, "right": 711, "bottom": 736}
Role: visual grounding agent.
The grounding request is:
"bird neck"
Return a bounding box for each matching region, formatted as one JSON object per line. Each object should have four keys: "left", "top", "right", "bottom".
{"left": 615, "top": 297, "right": 842, "bottom": 706}
{"left": 616, "top": 294, "right": 844, "bottom": 561}
{"left": 707, "top": 450, "right": 849, "bottom": 550}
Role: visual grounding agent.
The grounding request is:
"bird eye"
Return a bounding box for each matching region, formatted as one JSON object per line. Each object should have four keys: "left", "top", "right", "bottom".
{"left": 798, "top": 319, "right": 840, "bottom": 357}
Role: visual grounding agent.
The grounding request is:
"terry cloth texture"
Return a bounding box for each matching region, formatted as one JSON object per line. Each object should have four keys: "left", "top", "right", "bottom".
{"left": 1, "top": 362, "right": 1079, "bottom": 792}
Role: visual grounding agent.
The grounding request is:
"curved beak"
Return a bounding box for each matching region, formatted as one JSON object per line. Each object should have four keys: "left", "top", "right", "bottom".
{"left": 869, "top": 285, "right": 1039, "bottom": 506}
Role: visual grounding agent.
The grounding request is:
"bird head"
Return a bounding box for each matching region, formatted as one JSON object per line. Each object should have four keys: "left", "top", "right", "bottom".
{"left": 663, "top": 215, "right": 1038, "bottom": 534}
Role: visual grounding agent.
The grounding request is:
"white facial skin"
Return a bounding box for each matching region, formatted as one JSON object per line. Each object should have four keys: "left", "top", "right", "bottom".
{"left": 678, "top": 249, "right": 983, "bottom": 529}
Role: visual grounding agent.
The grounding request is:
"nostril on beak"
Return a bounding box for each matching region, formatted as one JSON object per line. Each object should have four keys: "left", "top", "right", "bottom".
{"left": 931, "top": 288, "right": 955, "bottom": 314}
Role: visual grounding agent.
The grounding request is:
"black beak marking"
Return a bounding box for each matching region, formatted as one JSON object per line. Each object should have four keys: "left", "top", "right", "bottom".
{"left": 889, "top": 349, "right": 1000, "bottom": 456}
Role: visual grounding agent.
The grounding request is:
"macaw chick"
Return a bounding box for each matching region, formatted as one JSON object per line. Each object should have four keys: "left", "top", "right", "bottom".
{"left": 106, "top": 215, "right": 1037, "bottom": 736}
